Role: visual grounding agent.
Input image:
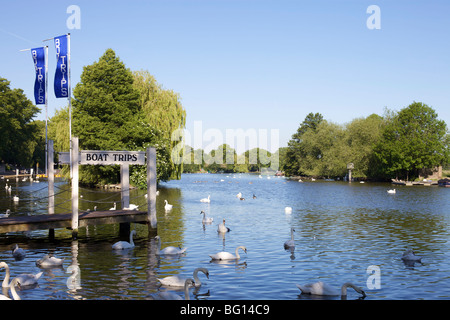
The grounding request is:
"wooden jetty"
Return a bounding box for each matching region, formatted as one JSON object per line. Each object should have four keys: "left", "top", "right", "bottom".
{"left": 0, "top": 210, "right": 149, "bottom": 234}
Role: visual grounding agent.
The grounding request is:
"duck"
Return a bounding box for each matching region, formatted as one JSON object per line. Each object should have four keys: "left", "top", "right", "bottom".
{"left": 154, "top": 278, "right": 195, "bottom": 300}
{"left": 217, "top": 219, "right": 231, "bottom": 233}
{"left": 0, "top": 278, "right": 21, "bottom": 300}
{"left": 387, "top": 189, "right": 396, "bottom": 194}
{"left": 157, "top": 267, "right": 209, "bottom": 287}
{"left": 12, "top": 244, "right": 26, "bottom": 260}
{"left": 35, "top": 254, "right": 64, "bottom": 268}
{"left": 401, "top": 249, "right": 422, "bottom": 263}
{"left": 0, "top": 209, "right": 10, "bottom": 219}
{"left": 285, "top": 206, "right": 293, "bottom": 214}
{"left": 284, "top": 227, "right": 295, "bottom": 249}
{"left": 123, "top": 204, "right": 139, "bottom": 210}
{"left": 296, "top": 281, "right": 366, "bottom": 298}
{"left": 0, "top": 262, "right": 42, "bottom": 288}
{"left": 112, "top": 230, "right": 136, "bottom": 250}
{"left": 109, "top": 202, "right": 117, "bottom": 210}
{"left": 209, "top": 246, "right": 247, "bottom": 261}
{"left": 200, "top": 195, "right": 211, "bottom": 203}
{"left": 201, "top": 211, "right": 213, "bottom": 224}
{"left": 155, "top": 235, "right": 187, "bottom": 255}
{"left": 164, "top": 200, "right": 173, "bottom": 211}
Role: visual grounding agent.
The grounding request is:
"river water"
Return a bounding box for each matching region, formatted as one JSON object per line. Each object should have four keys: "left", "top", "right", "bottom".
{"left": 0, "top": 173, "right": 449, "bottom": 300}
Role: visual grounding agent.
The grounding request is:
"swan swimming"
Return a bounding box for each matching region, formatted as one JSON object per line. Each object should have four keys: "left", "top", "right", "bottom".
{"left": 35, "top": 254, "right": 64, "bottom": 268}
{"left": 157, "top": 267, "right": 209, "bottom": 287}
{"left": 155, "top": 278, "right": 195, "bottom": 300}
{"left": 0, "top": 278, "right": 21, "bottom": 300}
{"left": 209, "top": 246, "right": 247, "bottom": 261}
{"left": 12, "top": 244, "right": 26, "bottom": 260}
{"left": 155, "top": 235, "right": 187, "bottom": 255}
{"left": 0, "top": 209, "right": 10, "bottom": 218}
{"left": 109, "top": 202, "right": 117, "bottom": 210}
{"left": 13, "top": 196, "right": 19, "bottom": 202}
{"left": 200, "top": 195, "right": 211, "bottom": 203}
{"left": 401, "top": 249, "right": 422, "bottom": 262}
{"left": 201, "top": 211, "right": 213, "bottom": 224}
{"left": 285, "top": 207, "right": 293, "bottom": 214}
{"left": 387, "top": 189, "right": 396, "bottom": 194}
{"left": 217, "top": 219, "right": 231, "bottom": 233}
{"left": 284, "top": 227, "right": 295, "bottom": 249}
{"left": 296, "top": 281, "right": 366, "bottom": 298}
{"left": 124, "top": 204, "right": 139, "bottom": 210}
{"left": 112, "top": 230, "right": 136, "bottom": 250}
{"left": 0, "top": 261, "right": 42, "bottom": 288}
{"left": 164, "top": 200, "right": 173, "bottom": 211}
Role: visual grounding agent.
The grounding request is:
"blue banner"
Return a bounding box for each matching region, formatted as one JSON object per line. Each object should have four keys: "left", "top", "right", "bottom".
{"left": 31, "top": 47, "right": 46, "bottom": 105}
{"left": 54, "top": 35, "right": 69, "bottom": 98}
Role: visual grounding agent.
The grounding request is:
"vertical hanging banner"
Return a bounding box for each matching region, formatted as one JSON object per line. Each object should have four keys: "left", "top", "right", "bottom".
{"left": 54, "top": 34, "right": 69, "bottom": 98}
{"left": 31, "top": 47, "right": 46, "bottom": 105}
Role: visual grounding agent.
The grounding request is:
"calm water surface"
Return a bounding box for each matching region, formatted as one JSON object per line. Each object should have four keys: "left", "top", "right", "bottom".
{"left": 0, "top": 173, "right": 449, "bottom": 300}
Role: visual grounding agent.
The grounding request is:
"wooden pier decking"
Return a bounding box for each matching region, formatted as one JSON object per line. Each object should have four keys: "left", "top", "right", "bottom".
{"left": 0, "top": 210, "right": 149, "bottom": 234}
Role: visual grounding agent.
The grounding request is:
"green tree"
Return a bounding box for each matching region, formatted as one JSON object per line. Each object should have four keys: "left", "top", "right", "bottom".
{"left": 0, "top": 77, "right": 41, "bottom": 167}
{"left": 373, "top": 102, "right": 449, "bottom": 180}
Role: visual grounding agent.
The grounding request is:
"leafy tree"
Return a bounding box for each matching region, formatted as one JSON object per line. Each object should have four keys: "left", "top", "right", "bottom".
{"left": 373, "top": 102, "right": 449, "bottom": 180}
{"left": 0, "top": 77, "right": 41, "bottom": 167}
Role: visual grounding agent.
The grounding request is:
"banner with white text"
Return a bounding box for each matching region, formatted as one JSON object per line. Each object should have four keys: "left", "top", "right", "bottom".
{"left": 54, "top": 34, "right": 69, "bottom": 98}
{"left": 31, "top": 47, "right": 46, "bottom": 105}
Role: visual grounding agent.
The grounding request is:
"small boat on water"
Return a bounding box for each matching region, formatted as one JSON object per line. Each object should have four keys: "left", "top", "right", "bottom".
{"left": 438, "top": 178, "right": 450, "bottom": 187}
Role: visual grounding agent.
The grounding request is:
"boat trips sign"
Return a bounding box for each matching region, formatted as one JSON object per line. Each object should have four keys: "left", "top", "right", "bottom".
{"left": 58, "top": 151, "right": 146, "bottom": 165}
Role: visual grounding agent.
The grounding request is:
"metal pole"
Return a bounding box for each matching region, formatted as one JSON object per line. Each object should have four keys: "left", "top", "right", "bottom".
{"left": 71, "top": 137, "right": 79, "bottom": 239}
{"left": 48, "top": 140, "right": 54, "bottom": 239}
{"left": 44, "top": 45, "right": 48, "bottom": 177}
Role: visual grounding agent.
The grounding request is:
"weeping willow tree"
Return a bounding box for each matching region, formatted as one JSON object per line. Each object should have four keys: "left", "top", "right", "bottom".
{"left": 132, "top": 70, "right": 186, "bottom": 180}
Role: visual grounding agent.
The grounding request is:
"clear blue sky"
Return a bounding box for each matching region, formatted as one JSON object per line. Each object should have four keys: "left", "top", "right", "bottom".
{"left": 1, "top": 0, "right": 449, "bottom": 153}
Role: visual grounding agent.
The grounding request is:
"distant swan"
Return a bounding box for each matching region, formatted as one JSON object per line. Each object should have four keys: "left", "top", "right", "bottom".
{"left": 0, "top": 278, "right": 21, "bottom": 300}
{"left": 0, "top": 209, "right": 10, "bottom": 218}
{"left": 201, "top": 211, "right": 213, "bottom": 224}
{"left": 109, "top": 202, "right": 117, "bottom": 210}
{"left": 35, "top": 254, "right": 64, "bottom": 268}
{"left": 12, "top": 244, "right": 26, "bottom": 260}
{"left": 284, "top": 227, "right": 295, "bottom": 249}
{"left": 200, "top": 195, "right": 211, "bottom": 203}
{"left": 155, "top": 278, "right": 195, "bottom": 300}
{"left": 124, "top": 204, "right": 139, "bottom": 210}
{"left": 401, "top": 249, "right": 422, "bottom": 262}
{"left": 164, "top": 200, "right": 173, "bottom": 211}
{"left": 387, "top": 189, "right": 396, "bottom": 194}
{"left": 157, "top": 267, "right": 209, "bottom": 287}
{"left": 285, "top": 207, "right": 292, "bottom": 214}
{"left": 236, "top": 192, "right": 242, "bottom": 198}
{"left": 0, "top": 261, "right": 42, "bottom": 288}
{"left": 112, "top": 230, "right": 136, "bottom": 250}
{"left": 13, "top": 196, "right": 19, "bottom": 202}
{"left": 296, "top": 281, "right": 366, "bottom": 298}
{"left": 209, "top": 246, "right": 247, "bottom": 261}
{"left": 155, "top": 235, "right": 187, "bottom": 255}
{"left": 217, "top": 219, "right": 230, "bottom": 233}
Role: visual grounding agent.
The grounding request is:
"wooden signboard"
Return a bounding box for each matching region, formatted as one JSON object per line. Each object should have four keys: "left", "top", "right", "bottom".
{"left": 58, "top": 151, "right": 145, "bottom": 165}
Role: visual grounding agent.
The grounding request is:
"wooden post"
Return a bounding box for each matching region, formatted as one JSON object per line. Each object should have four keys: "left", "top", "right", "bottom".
{"left": 146, "top": 147, "right": 157, "bottom": 232}
{"left": 71, "top": 137, "right": 79, "bottom": 239}
{"left": 120, "top": 164, "right": 130, "bottom": 209}
{"left": 48, "top": 140, "right": 55, "bottom": 240}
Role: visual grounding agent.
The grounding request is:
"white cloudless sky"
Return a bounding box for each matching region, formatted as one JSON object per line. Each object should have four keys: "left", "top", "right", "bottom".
{"left": 1, "top": 0, "right": 449, "bottom": 154}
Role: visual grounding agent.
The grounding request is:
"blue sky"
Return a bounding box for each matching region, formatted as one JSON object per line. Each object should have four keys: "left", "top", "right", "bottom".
{"left": 1, "top": 0, "right": 449, "bottom": 153}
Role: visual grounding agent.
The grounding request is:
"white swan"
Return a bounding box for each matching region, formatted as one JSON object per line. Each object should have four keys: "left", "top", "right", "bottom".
{"left": 124, "top": 204, "right": 139, "bottom": 210}
{"left": 387, "top": 189, "right": 396, "bottom": 194}
{"left": 155, "top": 235, "right": 187, "bottom": 255}
{"left": 201, "top": 211, "right": 213, "bottom": 224}
{"left": 284, "top": 227, "right": 295, "bottom": 249}
{"left": 0, "top": 278, "right": 21, "bottom": 300}
{"left": 157, "top": 267, "right": 209, "bottom": 287}
{"left": 200, "top": 195, "right": 211, "bottom": 203}
{"left": 12, "top": 244, "right": 26, "bottom": 260}
{"left": 296, "top": 281, "right": 366, "bottom": 298}
{"left": 217, "top": 219, "right": 231, "bottom": 233}
{"left": 285, "top": 206, "right": 293, "bottom": 214}
{"left": 401, "top": 249, "right": 422, "bottom": 262}
{"left": 209, "top": 246, "right": 247, "bottom": 261}
{"left": 112, "top": 230, "right": 136, "bottom": 250}
{"left": 164, "top": 200, "right": 173, "bottom": 211}
{"left": 109, "top": 202, "right": 117, "bottom": 210}
{"left": 35, "top": 254, "right": 64, "bottom": 268}
{"left": 0, "top": 209, "right": 10, "bottom": 218}
{"left": 236, "top": 192, "right": 242, "bottom": 198}
{"left": 13, "top": 196, "right": 19, "bottom": 202}
{"left": 155, "top": 278, "right": 195, "bottom": 300}
{"left": 0, "top": 261, "right": 42, "bottom": 288}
